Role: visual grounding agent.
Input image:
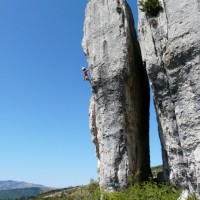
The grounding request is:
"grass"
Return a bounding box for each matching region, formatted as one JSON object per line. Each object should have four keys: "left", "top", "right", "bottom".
{"left": 27, "top": 165, "right": 185, "bottom": 200}
{"left": 27, "top": 183, "right": 100, "bottom": 200}
{"left": 28, "top": 181, "right": 180, "bottom": 200}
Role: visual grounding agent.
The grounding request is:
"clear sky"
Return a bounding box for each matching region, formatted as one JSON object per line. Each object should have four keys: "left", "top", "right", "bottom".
{"left": 0, "top": 0, "right": 162, "bottom": 188}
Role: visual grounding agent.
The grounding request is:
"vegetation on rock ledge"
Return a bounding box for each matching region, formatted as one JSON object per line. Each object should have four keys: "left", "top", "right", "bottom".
{"left": 139, "top": 0, "right": 163, "bottom": 17}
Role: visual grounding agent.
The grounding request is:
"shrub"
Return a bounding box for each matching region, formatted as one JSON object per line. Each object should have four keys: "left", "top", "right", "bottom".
{"left": 102, "top": 181, "right": 180, "bottom": 200}
{"left": 116, "top": 0, "right": 122, "bottom": 14}
{"left": 139, "top": 0, "right": 163, "bottom": 17}
{"left": 116, "top": 6, "right": 122, "bottom": 14}
{"left": 187, "top": 194, "right": 199, "bottom": 200}
{"left": 29, "top": 181, "right": 181, "bottom": 200}
{"left": 149, "top": 18, "right": 158, "bottom": 27}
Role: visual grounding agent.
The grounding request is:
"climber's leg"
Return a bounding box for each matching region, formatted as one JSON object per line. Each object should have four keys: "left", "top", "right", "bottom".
{"left": 85, "top": 76, "right": 91, "bottom": 83}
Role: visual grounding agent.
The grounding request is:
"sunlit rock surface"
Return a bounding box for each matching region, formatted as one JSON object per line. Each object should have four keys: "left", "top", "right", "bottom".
{"left": 138, "top": 0, "right": 200, "bottom": 197}
{"left": 82, "top": 0, "right": 150, "bottom": 191}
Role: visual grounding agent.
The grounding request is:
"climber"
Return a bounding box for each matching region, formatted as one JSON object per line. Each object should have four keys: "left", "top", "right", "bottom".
{"left": 82, "top": 67, "right": 91, "bottom": 82}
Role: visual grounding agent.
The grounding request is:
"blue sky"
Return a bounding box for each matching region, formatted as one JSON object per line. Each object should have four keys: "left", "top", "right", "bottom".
{"left": 0, "top": 0, "right": 161, "bottom": 188}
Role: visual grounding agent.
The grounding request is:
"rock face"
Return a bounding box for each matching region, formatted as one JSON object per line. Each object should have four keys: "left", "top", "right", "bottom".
{"left": 138, "top": 0, "right": 200, "bottom": 197}
{"left": 82, "top": 0, "right": 150, "bottom": 191}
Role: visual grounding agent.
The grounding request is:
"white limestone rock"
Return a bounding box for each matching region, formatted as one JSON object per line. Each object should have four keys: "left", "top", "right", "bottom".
{"left": 83, "top": 0, "right": 150, "bottom": 191}
{"left": 138, "top": 0, "right": 200, "bottom": 197}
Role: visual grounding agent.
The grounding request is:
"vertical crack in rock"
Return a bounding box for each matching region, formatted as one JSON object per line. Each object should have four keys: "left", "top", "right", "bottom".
{"left": 90, "top": 96, "right": 100, "bottom": 161}
{"left": 82, "top": 0, "right": 150, "bottom": 192}
{"left": 138, "top": 0, "right": 200, "bottom": 198}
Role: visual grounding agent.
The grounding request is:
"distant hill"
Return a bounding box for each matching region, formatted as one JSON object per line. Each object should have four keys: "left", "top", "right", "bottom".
{"left": 0, "top": 180, "right": 53, "bottom": 200}
{"left": 28, "top": 185, "right": 85, "bottom": 200}
{"left": 0, "top": 187, "right": 43, "bottom": 200}
{"left": 0, "top": 180, "right": 50, "bottom": 191}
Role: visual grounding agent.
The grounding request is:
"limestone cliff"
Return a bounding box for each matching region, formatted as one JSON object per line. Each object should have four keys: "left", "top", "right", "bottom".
{"left": 82, "top": 0, "right": 150, "bottom": 191}
{"left": 138, "top": 0, "right": 200, "bottom": 198}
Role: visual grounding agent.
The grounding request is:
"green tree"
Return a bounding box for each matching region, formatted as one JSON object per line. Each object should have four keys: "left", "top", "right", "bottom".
{"left": 139, "top": 0, "right": 163, "bottom": 17}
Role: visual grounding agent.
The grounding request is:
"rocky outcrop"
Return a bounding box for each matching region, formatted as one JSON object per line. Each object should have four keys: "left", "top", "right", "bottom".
{"left": 138, "top": 0, "right": 200, "bottom": 197}
{"left": 82, "top": 0, "right": 150, "bottom": 191}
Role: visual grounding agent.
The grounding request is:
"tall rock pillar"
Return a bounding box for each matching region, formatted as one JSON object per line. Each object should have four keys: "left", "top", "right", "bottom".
{"left": 138, "top": 0, "right": 200, "bottom": 197}
{"left": 82, "top": 0, "right": 150, "bottom": 191}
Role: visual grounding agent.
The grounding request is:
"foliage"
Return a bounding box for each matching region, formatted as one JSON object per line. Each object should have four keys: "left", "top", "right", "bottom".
{"left": 127, "top": 170, "right": 141, "bottom": 185}
{"left": 149, "top": 18, "right": 158, "bottom": 27}
{"left": 0, "top": 187, "right": 42, "bottom": 200}
{"left": 28, "top": 183, "right": 101, "bottom": 200}
{"left": 102, "top": 181, "right": 180, "bottom": 200}
{"left": 187, "top": 194, "right": 199, "bottom": 200}
{"left": 29, "top": 181, "right": 181, "bottom": 200}
{"left": 116, "top": 0, "right": 122, "bottom": 14}
{"left": 139, "top": 0, "right": 163, "bottom": 17}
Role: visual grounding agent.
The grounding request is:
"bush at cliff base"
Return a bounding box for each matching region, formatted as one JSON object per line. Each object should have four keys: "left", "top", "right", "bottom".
{"left": 102, "top": 181, "right": 180, "bottom": 200}
{"left": 29, "top": 181, "right": 181, "bottom": 200}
